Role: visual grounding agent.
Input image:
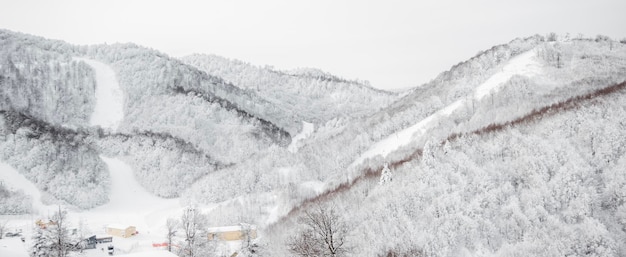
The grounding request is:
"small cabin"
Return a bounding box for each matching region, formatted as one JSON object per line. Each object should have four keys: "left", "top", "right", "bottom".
{"left": 207, "top": 224, "right": 257, "bottom": 241}
{"left": 105, "top": 224, "right": 136, "bottom": 238}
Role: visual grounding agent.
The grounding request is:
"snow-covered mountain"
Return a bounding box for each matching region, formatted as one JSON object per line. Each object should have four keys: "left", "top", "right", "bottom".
{"left": 260, "top": 36, "right": 626, "bottom": 256}
{"left": 2, "top": 29, "right": 626, "bottom": 257}
{"left": 181, "top": 54, "right": 398, "bottom": 126}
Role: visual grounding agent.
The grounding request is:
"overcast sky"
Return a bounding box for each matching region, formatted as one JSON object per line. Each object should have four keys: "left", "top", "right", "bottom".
{"left": 1, "top": 0, "right": 625, "bottom": 90}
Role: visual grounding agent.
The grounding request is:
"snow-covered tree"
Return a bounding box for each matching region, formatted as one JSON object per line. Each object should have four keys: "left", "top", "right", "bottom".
{"left": 49, "top": 206, "right": 71, "bottom": 257}
{"left": 165, "top": 217, "right": 178, "bottom": 253}
{"left": 29, "top": 206, "right": 74, "bottom": 257}
{"left": 288, "top": 205, "right": 349, "bottom": 257}
{"left": 30, "top": 225, "right": 52, "bottom": 257}
{"left": 178, "top": 206, "right": 212, "bottom": 257}
{"left": 379, "top": 163, "right": 392, "bottom": 185}
{"left": 238, "top": 223, "right": 261, "bottom": 257}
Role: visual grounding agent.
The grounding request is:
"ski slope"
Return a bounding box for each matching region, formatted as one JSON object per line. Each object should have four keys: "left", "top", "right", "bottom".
{"left": 72, "top": 156, "right": 183, "bottom": 255}
{"left": 0, "top": 162, "right": 56, "bottom": 214}
{"left": 351, "top": 48, "right": 543, "bottom": 167}
{"left": 0, "top": 158, "right": 184, "bottom": 256}
{"left": 79, "top": 157, "right": 181, "bottom": 232}
{"left": 0, "top": 59, "right": 187, "bottom": 256}
{"left": 351, "top": 100, "right": 463, "bottom": 167}
{"left": 71, "top": 57, "right": 185, "bottom": 256}
{"left": 75, "top": 58, "right": 124, "bottom": 131}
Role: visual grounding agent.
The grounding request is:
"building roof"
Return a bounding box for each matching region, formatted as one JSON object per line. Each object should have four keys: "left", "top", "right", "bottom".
{"left": 107, "top": 224, "right": 132, "bottom": 230}
{"left": 206, "top": 225, "right": 257, "bottom": 233}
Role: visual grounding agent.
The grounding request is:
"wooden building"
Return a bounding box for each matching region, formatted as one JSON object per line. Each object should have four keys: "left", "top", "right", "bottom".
{"left": 105, "top": 224, "right": 137, "bottom": 238}
{"left": 207, "top": 224, "right": 257, "bottom": 241}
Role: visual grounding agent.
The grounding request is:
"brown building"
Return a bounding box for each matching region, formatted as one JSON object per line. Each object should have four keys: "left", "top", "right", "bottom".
{"left": 207, "top": 224, "right": 257, "bottom": 241}
{"left": 105, "top": 224, "right": 136, "bottom": 238}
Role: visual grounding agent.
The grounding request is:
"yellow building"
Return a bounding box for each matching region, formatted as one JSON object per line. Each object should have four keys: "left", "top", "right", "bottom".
{"left": 207, "top": 225, "right": 257, "bottom": 241}
{"left": 105, "top": 224, "right": 137, "bottom": 238}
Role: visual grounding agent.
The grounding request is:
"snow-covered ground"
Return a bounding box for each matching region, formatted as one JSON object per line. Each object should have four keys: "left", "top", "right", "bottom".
{"left": 75, "top": 58, "right": 124, "bottom": 131}
{"left": 75, "top": 156, "right": 182, "bottom": 243}
{"left": 0, "top": 237, "right": 29, "bottom": 257}
{"left": 0, "top": 162, "right": 56, "bottom": 215}
{"left": 288, "top": 121, "right": 314, "bottom": 153}
{"left": 351, "top": 48, "right": 543, "bottom": 167}
{"left": 0, "top": 156, "right": 183, "bottom": 256}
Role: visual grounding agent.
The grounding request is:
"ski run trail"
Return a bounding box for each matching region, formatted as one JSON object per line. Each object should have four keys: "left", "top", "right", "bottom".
{"left": 352, "top": 48, "right": 543, "bottom": 168}
{"left": 267, "top": 48, "right": 546, "bottom": 227}
{"left": 1, "top": 58, "right": 184, "bottom": 257}
{"left": 75, "top": 58, "right": 125, "bottom": 131}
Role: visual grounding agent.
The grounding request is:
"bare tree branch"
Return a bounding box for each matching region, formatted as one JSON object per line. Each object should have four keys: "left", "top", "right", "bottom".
{"left": 288, "top": 204, "right": 349, "bottom": 257}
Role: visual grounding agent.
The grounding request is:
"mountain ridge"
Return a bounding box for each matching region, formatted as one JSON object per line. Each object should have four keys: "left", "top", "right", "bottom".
{"left": 1, "top": 30, "right": 626, "bottom": 256}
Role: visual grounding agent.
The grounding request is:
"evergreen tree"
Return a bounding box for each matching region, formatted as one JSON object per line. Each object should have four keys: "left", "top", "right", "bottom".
{"left": 30, "top": 226, "right": 51, "bottom": 257}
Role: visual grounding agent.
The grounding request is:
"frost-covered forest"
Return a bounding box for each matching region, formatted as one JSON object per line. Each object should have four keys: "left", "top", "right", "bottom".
{"left": 1, "top": 28, "right": 626, "bottom": 257}
{"left": 0, "top": 182, "right": 32, "bottom": 214}
{"left": 182, "top": 54, "right": 398, "bottom": 125}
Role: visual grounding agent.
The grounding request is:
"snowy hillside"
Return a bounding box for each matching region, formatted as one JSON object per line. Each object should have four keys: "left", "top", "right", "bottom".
{"left": 0, "top": 30, "right": 294, "bottom": 205}
{"left": 2, "top": 30, "right": 626, "bottom": 257}
{"left": 181, "top": 54, "right": 398, "bottom": 126}
{"left": 0, "top": 30, "right": 96, "bottom": 127}
{"left": 261, "top": 37, "right": 626, "bottom": 256}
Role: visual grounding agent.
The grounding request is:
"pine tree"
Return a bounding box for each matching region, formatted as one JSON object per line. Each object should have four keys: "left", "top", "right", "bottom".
{"left": 379, "top": 162, "right": 392, "bottom": 185}
{"left": 30, "top": 226, "right": 51, "bottom": 257}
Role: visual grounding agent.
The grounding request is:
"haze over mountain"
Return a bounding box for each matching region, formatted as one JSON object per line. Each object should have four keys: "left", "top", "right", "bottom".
{"left": 1, "top": 29, "right": 626, "bottom": 256}
{"left": 2, "top": 1, "right": 625, "bottom": 91}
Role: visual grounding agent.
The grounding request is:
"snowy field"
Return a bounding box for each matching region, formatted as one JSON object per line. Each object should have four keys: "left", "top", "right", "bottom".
{"left": 0, "top": 237, "right": 29, "bottom": 257}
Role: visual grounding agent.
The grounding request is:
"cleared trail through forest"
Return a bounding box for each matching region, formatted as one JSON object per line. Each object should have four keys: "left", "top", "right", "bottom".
{"left": 74, "top": 58, "right": 183, "bottom": 234}
{"left": 0, "top": 162, "right": 56, "bottom": 214}
{"left": 351, "top": 48, "right": 543, "bottom": 167}
{"left": 75, "top": 57, "right": 124, "bottom": 131}
{"left": 268, "top": 80, "right": 626, "bottom": 229}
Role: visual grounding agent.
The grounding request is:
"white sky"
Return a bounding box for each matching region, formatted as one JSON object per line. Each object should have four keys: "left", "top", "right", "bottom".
{"left": 1, "top": 0, "right": 624, "bottom": 90}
